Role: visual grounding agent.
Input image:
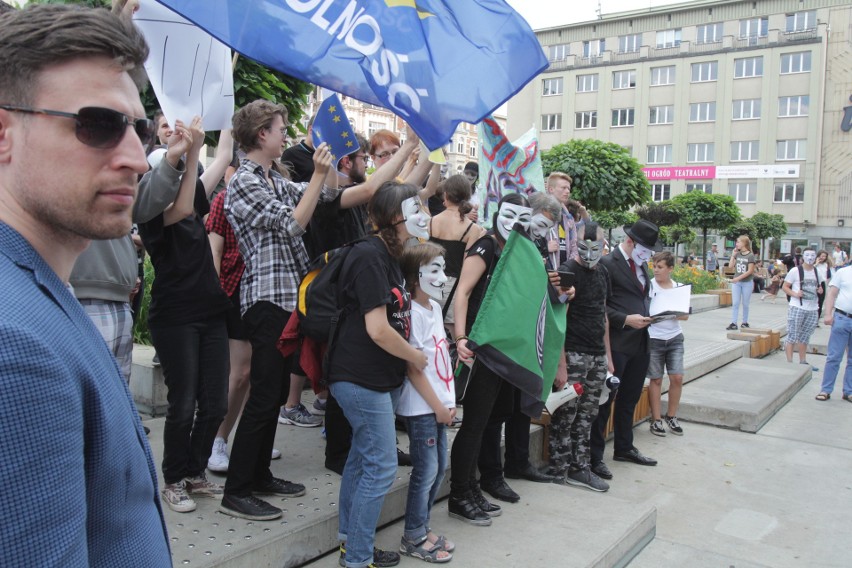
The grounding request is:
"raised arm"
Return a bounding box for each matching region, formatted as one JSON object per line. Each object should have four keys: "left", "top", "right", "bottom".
{"left": 200, "top": 129, "right": 234, "bottom": 198}
{"left": 162, "top": 116, "right": 203, "bottom": 227}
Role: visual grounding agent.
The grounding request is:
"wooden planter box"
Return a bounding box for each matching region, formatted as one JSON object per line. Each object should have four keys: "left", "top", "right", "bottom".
{"left": 740, "top": 327, "right": 781, "bottom": 351}
{"left": 707, "top": 289, "right": 732, "bottom": 306}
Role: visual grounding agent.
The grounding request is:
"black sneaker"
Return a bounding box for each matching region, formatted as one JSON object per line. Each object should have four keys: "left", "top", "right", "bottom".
{"left": 740, "top": 323, "right": 750, "bottom": 328}
{"left": 447, "top": 492, "right": 492, "bottom": 526}
{"left": 219, "top": 494, "right": 281, "bottom": 521}
{"left": 726, "top": 323, "right": 738, "bottom": 331}
{"left": 650, "top": 419, "right": 667, "bottom": 437}
{"left": 564, "top": 467, "right": 609, "bottom": 492}
{"left": 471, "top": 486, "right": 502, "bottom": 517}
{"left": 665, "top": 415, "right": 684, "bottom": 435}
{"left": 252, "top": 477, "right": 306, "bottom": 497}
{"left": 338, "top": 544, "right": 401, "bottom": 567}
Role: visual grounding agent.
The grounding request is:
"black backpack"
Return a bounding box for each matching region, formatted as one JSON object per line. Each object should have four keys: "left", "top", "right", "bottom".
{"left": 787, "top": 265, "right": 822, "bottom": 305}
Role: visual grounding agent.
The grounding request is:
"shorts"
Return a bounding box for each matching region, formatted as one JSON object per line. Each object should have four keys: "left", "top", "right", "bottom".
{"left": 786, "top": 306, "right": 818, "bottom": 345}
{"left": 225, "top": 290, "right": 248, "bottom": 340}
{"left": 647, "top": 333, "right": 685, "bottom": 378}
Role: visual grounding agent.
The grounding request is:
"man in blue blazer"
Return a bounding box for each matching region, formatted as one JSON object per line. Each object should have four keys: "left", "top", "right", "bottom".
{"left": 0, "top": 5, "right": 171, "bottom": 566}
{"left": 590, "top": 220, "right": 662, "bottom": 480}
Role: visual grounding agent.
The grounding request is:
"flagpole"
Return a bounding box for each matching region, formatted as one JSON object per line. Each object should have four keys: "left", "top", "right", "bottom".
{"left": 232, "top": 52, "right": 239, "bottom": 69}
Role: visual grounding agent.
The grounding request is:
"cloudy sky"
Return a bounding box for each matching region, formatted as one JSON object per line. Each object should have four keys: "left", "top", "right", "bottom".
{"left": 507, "top": 0, "right": 687, "bottom": 29}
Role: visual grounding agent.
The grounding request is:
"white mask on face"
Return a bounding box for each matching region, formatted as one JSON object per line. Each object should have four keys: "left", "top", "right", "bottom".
{"left": 578, "top": 238, "right": 604, "bottom": 268}
{"left": 418, "top": 256, "right": 448, "bottom": 301}
{"left": 529, "top": 213, "right": 556, "bottom": 240}
{"left": 631, "top": 243, "right": 653, "bottom": 264}
{"left": 496, "top": 202, "right": 532, "bottom": 240}
{"left": 401, "top": 196, "right": 429, "bottom": 239}
{"left": 803, "top": 251, "right": 817, "bottom": 265}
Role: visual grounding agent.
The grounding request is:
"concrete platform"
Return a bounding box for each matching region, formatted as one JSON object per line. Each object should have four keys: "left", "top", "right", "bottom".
{"left": 131, "top": 344, "right": 167, "bottom": 416}
{"left": 666, "top": 357, "right": 811, "bottom": 432}
{"left": 689, "top": 293, "right": 720, "bottom": 313}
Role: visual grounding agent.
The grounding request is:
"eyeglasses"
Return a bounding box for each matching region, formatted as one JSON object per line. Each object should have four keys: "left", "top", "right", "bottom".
{"left": 0, "top": 104, "right": 155, "bottom": 149}
{"left": 374, "top": 148, "right": 398, "bottom": 160}
{"left": 353, "top": 154, "right": 368, "bottom": 162}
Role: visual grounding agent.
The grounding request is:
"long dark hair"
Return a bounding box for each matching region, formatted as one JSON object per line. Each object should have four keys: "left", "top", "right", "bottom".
{"left": 491, "top": 193, "right": 530, "bottom": 245}
{"left": 441, "top": 174, "right": 473, "bottom": 221}
{"left": 369, "top": 181, "right": 419, "bottom": 258}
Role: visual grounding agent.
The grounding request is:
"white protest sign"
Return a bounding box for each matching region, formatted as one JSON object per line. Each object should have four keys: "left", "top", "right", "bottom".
{"left": 134, "top": 0, "right": 234, "bottom": 131}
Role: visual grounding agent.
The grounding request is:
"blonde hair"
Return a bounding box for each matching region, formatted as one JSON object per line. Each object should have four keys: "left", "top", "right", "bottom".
{"left": 546, "top": 171, "right": 573, "bottom": 188}
{"left": 737, "top": 235, "right": 752, "bottom": 252}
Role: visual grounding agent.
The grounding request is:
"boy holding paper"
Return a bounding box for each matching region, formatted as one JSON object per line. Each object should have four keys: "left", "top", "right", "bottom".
{"left": 648, "top": 251, "right": 689, "bottom": 437}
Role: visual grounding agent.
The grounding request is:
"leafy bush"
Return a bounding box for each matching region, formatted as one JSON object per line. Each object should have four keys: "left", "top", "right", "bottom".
{"left": 132, "top": 256, "right": 154, "bottom": 346}
{"left": 672, "top": 265, "right": 721, "bottom": 294}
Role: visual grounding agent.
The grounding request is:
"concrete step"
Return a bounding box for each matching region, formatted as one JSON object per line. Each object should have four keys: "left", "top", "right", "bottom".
{"left": 664, "top": 357, "right": 811, "bottom": 433}
{"left": 131, "top": 344, "right": 167, "bottom": 417}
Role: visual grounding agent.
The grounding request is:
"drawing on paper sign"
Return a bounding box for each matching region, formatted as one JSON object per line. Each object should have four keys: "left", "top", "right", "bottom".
{"left": 133, "top": 0, "right": 234, "bottom": 130}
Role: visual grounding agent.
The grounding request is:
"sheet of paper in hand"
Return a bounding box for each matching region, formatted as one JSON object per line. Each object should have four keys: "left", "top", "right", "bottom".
{"left": 649, "top": 284, "right": 691, "bottom": 323}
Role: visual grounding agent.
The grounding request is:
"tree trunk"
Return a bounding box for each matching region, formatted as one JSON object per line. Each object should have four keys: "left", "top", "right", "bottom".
{"left": 702, "top": 227, "right": 708, "bottom": 270}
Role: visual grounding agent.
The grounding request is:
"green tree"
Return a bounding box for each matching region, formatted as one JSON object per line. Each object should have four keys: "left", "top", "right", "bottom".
{"left": 542, "top": 139, "right": 651, "bottom": 212}
{"left": 635, "top": 201, "right": 680, "bottom": 228}
{"left": 671, "top": 191, "right": 741, "bottom": 268}
{"left": 749, "top": 212, "right": 787, "bottom": 260}
{"left": 724, "top": 219, "right": 755, "bottom": 244}
{"left": 592, "top": 209, "right": 638, "bottom": 244}
{"left": 660, "top": 225, "right": 696, "bottom": 252}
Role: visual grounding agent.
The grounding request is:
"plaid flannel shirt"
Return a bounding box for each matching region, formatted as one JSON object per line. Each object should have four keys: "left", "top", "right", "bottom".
{"left": 205, "top": 190, "right": 243, "bottom": 298}
{"left": 225, "top": 159, "right": 338, "bottom": 314}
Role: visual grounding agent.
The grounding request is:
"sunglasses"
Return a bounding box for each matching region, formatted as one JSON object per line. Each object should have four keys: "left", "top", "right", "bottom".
{"left": 0, "top": 104, "right": 155, "bottom": 149}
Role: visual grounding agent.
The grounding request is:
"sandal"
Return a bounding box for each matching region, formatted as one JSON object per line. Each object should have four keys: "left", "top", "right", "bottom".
{"left": 400, "top": 536, "right": 453, "bottom": 563}
{"left": 815, "top": 392, "right": 830, "bottom": 401}
{"left": 842, "top": 394, "right": 852, "bottom": 403}
{"left": 428, "top": 533, "right": 455, "bottom": 553}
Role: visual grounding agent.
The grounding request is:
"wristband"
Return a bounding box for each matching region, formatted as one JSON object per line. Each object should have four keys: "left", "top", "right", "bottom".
{"left": 455, "top": 335, "right": 469, "bottom": 342}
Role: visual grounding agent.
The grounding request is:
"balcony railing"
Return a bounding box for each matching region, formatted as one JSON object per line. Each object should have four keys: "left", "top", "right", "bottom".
{"left": 780, "top": 28, "right": 818, "bottom": 43}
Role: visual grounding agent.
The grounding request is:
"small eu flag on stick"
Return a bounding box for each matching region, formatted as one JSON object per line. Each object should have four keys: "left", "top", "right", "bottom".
{"left": 311, "top": 93, "right": 359, "bottom": 166}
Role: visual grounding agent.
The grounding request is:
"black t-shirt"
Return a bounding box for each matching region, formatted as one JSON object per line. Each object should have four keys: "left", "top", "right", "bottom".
{"left": 302, "top": 186, "right": 370, "bottom": 259}
{"left": 327, "top": 237, "right": 411, "bottom": 391}
{"left": 562, "top": 259, "right": 610, "bottom": 355}
{"left": 140, "top": 179, "right": 231, "bottom": 327}
{"left": 281, "top": 141, "right": 315, "bottom": 182}
{"left": 464, "top": 234, "right": 500, "bottom": 335}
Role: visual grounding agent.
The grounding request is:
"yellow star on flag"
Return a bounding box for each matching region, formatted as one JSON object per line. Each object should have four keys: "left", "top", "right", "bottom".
{"left": 341, "top": 131, "right": 349, "bottom": 138}
{"left": 346, "top": 140, "right": 354, "bottom": 147}
{"left": 328, "top": 105, "right": 337, "bottom": 113}
{"left": 332, "top": 115, "right": 341, "bottom": 123}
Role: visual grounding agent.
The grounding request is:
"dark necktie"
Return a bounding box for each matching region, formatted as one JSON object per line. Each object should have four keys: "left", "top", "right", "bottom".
{"left": 628, "top": 258, "right": 644, "bottom": 291}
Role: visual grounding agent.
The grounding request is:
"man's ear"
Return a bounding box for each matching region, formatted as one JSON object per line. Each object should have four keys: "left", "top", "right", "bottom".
{"left": 0, "top": 109, "right": 15, "bottom": 164}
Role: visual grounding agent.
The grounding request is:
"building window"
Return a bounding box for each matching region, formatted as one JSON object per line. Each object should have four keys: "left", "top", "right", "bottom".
{"left": 647, "top": 145, "right": 672, "bottom": 164}
{"left": 739, "top": 17, "right": 768, "bottom": 39}
{"left": 786, "top": 10, "right": 816, "bottom": 32}
{"left": 618, "top": 33, "right": 642, "bottom": 53}
{"left": 774, "top": 182, "right": 805, "bottom": 202}
{"left": 611, "top": 108, "right": 635, "bottom": 127}
{"left": 776, "top": 139, "right": 807, "bottom": 160}
{"left": 368, "top": 121, "right": 384, "bottom": 138}
{"left": 734, "top": 56, "right": 763, "bottom": 78}
{"left": 780, "top": 52, "right": 812, "bottom": 74}
{"left": 696, "top": 23, "right": 723, "bottom": 44}
{"left": 548, "top": 43, "right": 569, "bottom": 61}
{"left": 583, "top": 39, "right": 605, "bottom": 57}
{"left": 542, "top": 77, "right": 563, "bottom": 96}
{"left": 779, "top": 95, "right": 809, "bottom": 117}
{"left": 686, "top": 183, "right": 713, "bottom": 194}
{"left": 656, "top": 28, "right": 682, "bottom": 48}
{"left": 651, "top": 183, "right": 671, "bottom": 201}
{"left": 691, "top": 61, "right": 718, "bottom": 82}
{"left": 650, "top": 65, "right": 676, "bottom": 86}
{"left": 730, "top": 141, "right": 760, "bottom": 162}
{"left": 649, "top": 105, "right": 674, "bottom": 125}
{"left": 689, "top": 102, "right": 716, "bottom": 122}
{"left": 576, "top": 74, "right": 599, "bottom": 92}
{"left": 729, "top": 182, "right": 756, "bottom": 203}
{"left": 541, "top": 114, "right": 562, "bottom": 131}
{"left": 612, "top": 70, "right": 636, "bottom": 89}
{"left": 456, "top": 140, "right": 464, "bottom": 154}
{"left": 732, "top": 99, "right": 761, "bottom": 120}
{"left": 575, "top": 111, "right": 597, "bottom": 129}
{"left": 469, "top": 145, "right": 477, "bottom": 158}
{"left": 687, "top": 143, "right": 715, "bottom": 163}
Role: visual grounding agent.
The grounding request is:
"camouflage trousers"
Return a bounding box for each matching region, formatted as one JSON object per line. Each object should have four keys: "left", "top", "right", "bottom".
{"left": 548, "top": 352, "right": 607, "bottom": 473}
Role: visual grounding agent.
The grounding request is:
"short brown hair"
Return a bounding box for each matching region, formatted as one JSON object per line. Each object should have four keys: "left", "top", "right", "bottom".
{"left": 232, "top": 100, "right": 288, "bottom": 153}
{"left": 401, "top": 242, "right": 446, "bottom": 295}
{"left": 369, "top": 129, "right": 400, "bottom": 155}
{"left": 547, "top": 171, "right": 573, "bottom": 187}
{"left": 0, "top": 4, "right": 149, "bottom": 105}
{"left": 652, "top": 251, "right": 675, "bottom": 267}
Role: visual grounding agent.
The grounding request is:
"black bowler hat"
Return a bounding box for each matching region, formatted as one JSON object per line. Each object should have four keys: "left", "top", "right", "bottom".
{"left": 624, "top": 219, "right": 662, "bottom": 251}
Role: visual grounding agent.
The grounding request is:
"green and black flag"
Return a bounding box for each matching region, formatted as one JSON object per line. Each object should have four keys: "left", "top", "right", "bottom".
{"left": 468, "top": 228, "right": 567, "bottom": 418}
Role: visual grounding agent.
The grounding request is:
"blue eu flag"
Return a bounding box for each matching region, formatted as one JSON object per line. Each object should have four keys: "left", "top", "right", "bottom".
{"left": 311, "top": 94, "right": 359, "bottom": 166}
{"left": 153, "top": 0, "right": 547, "bottom": 150}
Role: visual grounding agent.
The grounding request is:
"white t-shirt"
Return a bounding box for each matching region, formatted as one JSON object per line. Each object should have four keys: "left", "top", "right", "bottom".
{"left": 833, "top": 250, "right": 847, "bottom": 266}
{"left": 785, "top": 267, "right": 819, "bottom": 311}
{"left": 649, "top": 279, "right": 684, "bottom": 340}
{"left": 815, "top": 263, "right": 831, "bottom": 284}
{"left": 829, "top": 266, "right": 852, "bottom": 313}
{"left": 397, "top": 300, "right": 456, "bottom": 417}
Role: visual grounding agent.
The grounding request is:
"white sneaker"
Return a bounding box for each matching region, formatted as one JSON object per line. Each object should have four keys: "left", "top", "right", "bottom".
{"left": 207, "top": 437, "right": 229, "bottom": 473}
{"left": 162, "top": 480, "right": 197, "bottom": 513}
{"left": 271, "top": 448, "right": 282, "bottom": 460}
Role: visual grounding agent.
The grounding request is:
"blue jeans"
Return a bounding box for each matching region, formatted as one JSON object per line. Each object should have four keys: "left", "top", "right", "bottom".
{"left": 821, "top": 312, "right": 852, "bottom": 396}
{"left": 731, "top": 281, "right": 753, "bottom": 324}
{"left": 403, "top": 414, "right": 448, "bottom": 543}
{"left": 330, "top": 381, "right": 399, "bottom": 568}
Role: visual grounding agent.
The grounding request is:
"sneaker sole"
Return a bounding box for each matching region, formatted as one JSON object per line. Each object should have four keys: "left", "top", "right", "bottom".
{"left": 278, "top": 416, "right": 323, "bottom": 427}
{"left": 482, "top": 508, "right": 502, "bottom": 517}
{"left": 650, "top": 429, "right": 667, "bottom": 437}
{"left": 207, "top": 462, "right": 229, "bottom": 473}
{"left": 218, "top": 503, "right": 281, "bottom": 521}
{"left": 162, "top": 498, "right": 197, "bottom": 513}
{"left": 447, "top": 511, "right": 492, "bottom": 526}
{"left": 668, "top": 430, "right": 684, "bottom": 436}
{"left": 563, "top": 477, "right": 609, "bottom": 493}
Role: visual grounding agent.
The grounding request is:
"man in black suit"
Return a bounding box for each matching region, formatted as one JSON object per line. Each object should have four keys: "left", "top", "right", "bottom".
{"left": 590, "top": 220, "right": 661, "bottom": 480}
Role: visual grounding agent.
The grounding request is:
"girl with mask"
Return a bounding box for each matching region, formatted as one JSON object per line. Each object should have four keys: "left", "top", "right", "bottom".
{"left": 397, "top": 242, "right": 456, "bottom": 563}
{"left": 727, "top": 235, "right": 756, "bottom": 330}
{"left": 326, "top": 182, "right": 428, "bottom": 568}
{"left": 449, "top": 193, "right": 531, "bottom": 526}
